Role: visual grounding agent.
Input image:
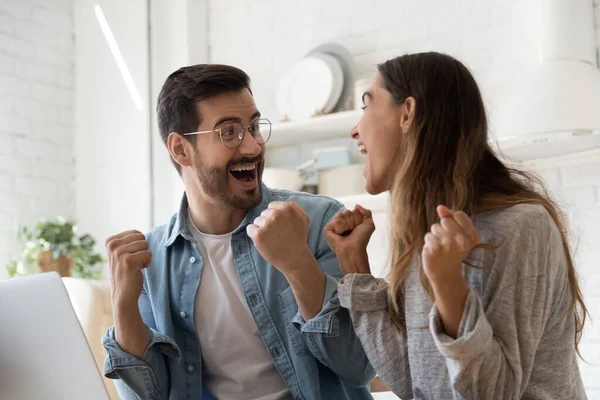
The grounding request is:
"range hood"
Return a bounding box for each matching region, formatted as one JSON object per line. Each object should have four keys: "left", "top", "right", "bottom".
{"left": 496, "top": 0, "right": 600, "bottom": 161}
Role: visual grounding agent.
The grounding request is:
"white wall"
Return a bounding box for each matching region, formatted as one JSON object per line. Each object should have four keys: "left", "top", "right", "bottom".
{"left": 209, "top": 0, "right": 542, "bottom": 169}
{"left": 73, "top": 0, "right": 152, "bottom": 275}
{"left": 206, "top": 0, "right": 600, "bottom": 395}
{"left": 0, "top": 0, "right": 76, "bottom": 279}
{"left": 149, "top": 0, "right": 208, "bottom": 226}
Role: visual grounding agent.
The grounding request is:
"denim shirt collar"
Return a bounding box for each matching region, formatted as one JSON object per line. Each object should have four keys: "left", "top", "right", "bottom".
{"left": 162, "top": 184, "right": 272, "bottom": 247}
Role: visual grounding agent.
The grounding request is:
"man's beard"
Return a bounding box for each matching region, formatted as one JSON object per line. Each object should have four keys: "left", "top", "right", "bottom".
{"left": 195, "top": 155, "right": 264, "bottom": 210}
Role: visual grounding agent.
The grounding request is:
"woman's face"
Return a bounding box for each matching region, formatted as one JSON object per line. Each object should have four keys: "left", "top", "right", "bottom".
{"left": 352, "top": 73, "right": 413, "bottom": 195}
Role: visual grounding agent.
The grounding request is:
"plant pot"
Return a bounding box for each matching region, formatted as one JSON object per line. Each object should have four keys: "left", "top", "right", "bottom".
{"left": 38, "top": 251, "right": 73, "bottom": 277}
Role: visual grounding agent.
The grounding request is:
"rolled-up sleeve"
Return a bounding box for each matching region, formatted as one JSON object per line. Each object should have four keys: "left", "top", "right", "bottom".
{"left": 102, "top": 326, "right": 181, "bottom": 400}
{"left": 287, "top": 202, "right": 375, "bottom": 387}
{"left": 291, "top": 273, "right": 340, "bottom": 335}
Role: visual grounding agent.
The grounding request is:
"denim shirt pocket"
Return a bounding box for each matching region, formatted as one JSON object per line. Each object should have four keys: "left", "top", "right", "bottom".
{"left": 277, "top": 286, "right": 311, "bottom": 356}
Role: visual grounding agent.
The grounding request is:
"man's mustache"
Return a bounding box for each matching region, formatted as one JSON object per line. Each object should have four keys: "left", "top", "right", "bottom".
{"left": 227, "top": 156, "right": 263, "bottom": 169}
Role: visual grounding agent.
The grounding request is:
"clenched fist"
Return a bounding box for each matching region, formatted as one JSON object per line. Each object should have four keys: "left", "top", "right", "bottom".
{"left": 246, "top": 201, "right": 311, "bottom": 276}
{"left": 422, "top": 206, "right": 479, "bottom": 286}
{"left": 105, "top": 230, "right": 152, "bottom": 309}
{"left": 323, "top": 205, "right": 375, "bottom": 275}
{"left": 324, "top": 205, "right": 375, "bottom": 256}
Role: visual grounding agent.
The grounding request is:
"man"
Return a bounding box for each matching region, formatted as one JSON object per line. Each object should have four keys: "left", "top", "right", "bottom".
{"left": 102, "top": 64, "right": 375, "bottom": 400}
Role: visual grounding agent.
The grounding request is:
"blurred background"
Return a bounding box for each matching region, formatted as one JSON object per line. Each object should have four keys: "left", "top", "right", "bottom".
{"left": 1, "top": 0, "right": 599, "bottom": 397}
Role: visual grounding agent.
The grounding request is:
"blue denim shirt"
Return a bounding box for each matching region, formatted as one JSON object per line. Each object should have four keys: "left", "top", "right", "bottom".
{"left": 102, "top": 186, "right": 375, "bottom": 400}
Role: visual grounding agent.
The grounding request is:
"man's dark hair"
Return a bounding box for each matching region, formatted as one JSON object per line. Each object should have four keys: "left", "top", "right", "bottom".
{"left": 156, "top": 64, "right": 252, "bottom": 173}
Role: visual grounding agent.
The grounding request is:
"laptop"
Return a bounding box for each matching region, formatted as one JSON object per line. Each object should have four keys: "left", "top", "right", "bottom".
{"left": 0, "top": 272, "right": 110, "bottom": 400}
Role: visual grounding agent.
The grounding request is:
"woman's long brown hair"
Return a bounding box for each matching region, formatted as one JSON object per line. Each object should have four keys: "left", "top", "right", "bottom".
{"left": 379, "top": 52, "right": 587, "bottom": 355}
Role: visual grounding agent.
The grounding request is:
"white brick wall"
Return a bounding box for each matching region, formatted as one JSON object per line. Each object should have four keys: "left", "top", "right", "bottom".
{"left": 208, "top": 0, "right": 600, "bottom": 396}
{"left": 0, "top": 0, "right": 75, "bottom": 279}
{"left": 209, "top": 0, "right": 541, "bottom": 169}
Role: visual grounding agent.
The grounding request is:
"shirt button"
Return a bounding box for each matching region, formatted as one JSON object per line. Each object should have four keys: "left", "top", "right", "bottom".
{"left": 187, "top": 365, "right": 194, "bottom": 373}
{"left": 180, "top": 311, "right": 186, "bottom": 318}
{"left": 189, "top": 256, "right": 196, "bottom": 263}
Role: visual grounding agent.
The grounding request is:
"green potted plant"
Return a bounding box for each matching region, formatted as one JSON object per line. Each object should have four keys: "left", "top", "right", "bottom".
{"left": 6, "top": 217, "right": 105, "bottom": 280}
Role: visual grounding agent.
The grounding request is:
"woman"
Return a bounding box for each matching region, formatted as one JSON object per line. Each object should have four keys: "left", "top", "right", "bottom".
{"left": 324, "top": 52, "right": 587, "bottom": 399}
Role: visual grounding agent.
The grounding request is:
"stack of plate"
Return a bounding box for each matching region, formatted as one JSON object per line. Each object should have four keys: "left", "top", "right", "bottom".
{"left": 276, "top": 43, "right": 355, "bottom": 120}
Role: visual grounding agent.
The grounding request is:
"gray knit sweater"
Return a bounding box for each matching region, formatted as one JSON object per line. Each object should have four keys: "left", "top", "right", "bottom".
{"left": 338, "top": 204, "right": 586, "bottom": 399}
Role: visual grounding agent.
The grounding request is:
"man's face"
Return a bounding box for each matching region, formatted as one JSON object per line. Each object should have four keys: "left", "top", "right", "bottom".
{"left": 190, "top": 89, "right": 265, "bottom": 210}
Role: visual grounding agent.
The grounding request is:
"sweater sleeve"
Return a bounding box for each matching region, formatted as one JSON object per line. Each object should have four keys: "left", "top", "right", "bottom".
{"left": 429, "top": 207, "right": 585, "bottom": 399}
{"left": 338, "top": 274, "right": 413, "bottom": 399}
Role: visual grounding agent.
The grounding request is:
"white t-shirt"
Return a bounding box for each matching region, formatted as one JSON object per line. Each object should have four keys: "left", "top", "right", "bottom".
{"left": 189, "top": 214, "right": 292, "bottom": 400}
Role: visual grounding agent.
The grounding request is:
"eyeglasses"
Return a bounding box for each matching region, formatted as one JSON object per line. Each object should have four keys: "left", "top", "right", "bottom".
{"left": 183, "top": 118, "right": 272, "bottom": 149}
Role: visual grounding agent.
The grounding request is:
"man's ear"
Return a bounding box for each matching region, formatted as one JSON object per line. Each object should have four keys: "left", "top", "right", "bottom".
{"left": 167, "top": 132, "right": 194, "bottom": 169}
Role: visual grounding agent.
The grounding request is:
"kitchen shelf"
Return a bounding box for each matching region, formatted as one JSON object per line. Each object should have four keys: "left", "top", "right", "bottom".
{"left": 268, "top": 110, "right": 361, "bottom": 148}
{"left": 269, "top": 111, "right": 600, "bottom": 163}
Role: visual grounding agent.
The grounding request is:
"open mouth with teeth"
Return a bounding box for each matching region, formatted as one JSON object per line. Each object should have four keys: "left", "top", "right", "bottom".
{"left": 358, "top": 144, "right": 367, "bottom": 155}
{"left": 229, "top": 163, "right": 258, "bottom": 184}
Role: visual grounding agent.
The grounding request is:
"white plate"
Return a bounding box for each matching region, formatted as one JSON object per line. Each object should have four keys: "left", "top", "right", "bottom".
{"left": 311, "top": 52, "right": 344, "bottom": 113}
{"left": 307, "top": 43, "right": 356, "bottom": 111}
{"left": 276, "top": 52, "right": 344, "bottom": 120}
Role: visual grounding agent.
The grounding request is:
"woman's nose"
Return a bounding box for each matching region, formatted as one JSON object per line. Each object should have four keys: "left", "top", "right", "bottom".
{"left": 350, "top": 124, "right": 359, "bottom": 139}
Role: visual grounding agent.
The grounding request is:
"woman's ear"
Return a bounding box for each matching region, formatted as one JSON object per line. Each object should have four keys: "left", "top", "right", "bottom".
{"left": 167, "top": 132, "right": 194, "bottom": 169}
{"left": 400, "top": 97, "right": 417, "bottom": 134}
